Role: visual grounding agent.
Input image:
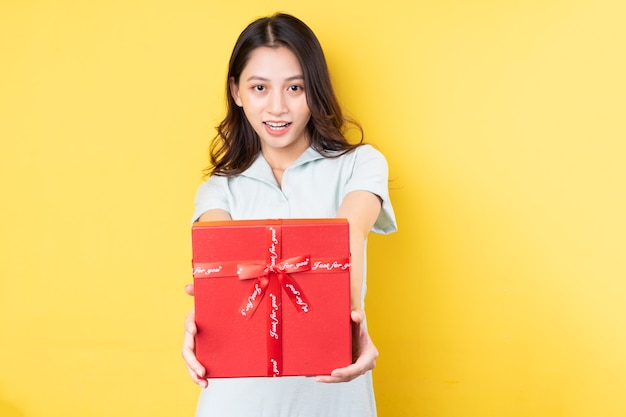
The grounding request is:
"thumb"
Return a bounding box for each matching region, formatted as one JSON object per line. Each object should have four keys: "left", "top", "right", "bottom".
{"left": 351, "top": 309, "right": 365, "bottom": 324}
{"left": 185, "top": 283, "right": 195, "bottom": 296}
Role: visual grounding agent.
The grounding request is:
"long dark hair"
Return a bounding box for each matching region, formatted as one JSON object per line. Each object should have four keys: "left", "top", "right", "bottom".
{"left": 205, "top": 13, "right": 364, "bottom": 177}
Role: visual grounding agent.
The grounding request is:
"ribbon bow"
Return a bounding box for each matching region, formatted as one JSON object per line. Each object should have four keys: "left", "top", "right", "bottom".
{"left": 237, "top": 254, "right": 312, "bottom": 318}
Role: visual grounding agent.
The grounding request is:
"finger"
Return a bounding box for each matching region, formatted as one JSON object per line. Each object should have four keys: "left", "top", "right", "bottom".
{"left": 182, "top": 349, "right": 208, "bottom": 386}
{"left": 182, "top": 330, "right": 206, "bottom": 377}
{"left": 182, "top": 309, "right": 206, "bottom": 382}
{"left": 185, "top": 361, "right": 209, "bottom": 388}
{"left": 185, "top": 283, "right": 195, "bottom": 296}
{"left": 315, "top": 362, "right": 366, "bottom": 383}
{"left": 184, "top": 310, "right": 197, "bottom": 336}
{"left": 350, "top": 309, "right": 365, "bottom": 324}
{"left": 182, "top": 343, "right": 207, "bottom": 386}
{"left": 317, "top": 336, "right": 379, "bottom": 383}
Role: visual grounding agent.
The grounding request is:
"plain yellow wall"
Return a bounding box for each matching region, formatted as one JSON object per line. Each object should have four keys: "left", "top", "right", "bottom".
{"left": 1, "top": 1, "right": 625, "bottom": 416}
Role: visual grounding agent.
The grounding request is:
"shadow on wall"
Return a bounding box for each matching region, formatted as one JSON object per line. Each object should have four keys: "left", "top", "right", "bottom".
{"left": 0, "top": 395, "right": 25, "bottom": 417}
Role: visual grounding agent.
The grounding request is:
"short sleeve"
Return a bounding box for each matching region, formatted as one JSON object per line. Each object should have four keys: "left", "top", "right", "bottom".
{"left": 192, "top": 175, "right": 231, "bottom": 223}
{"left": 343, "top": 146, "right": 398, "bottom": 234}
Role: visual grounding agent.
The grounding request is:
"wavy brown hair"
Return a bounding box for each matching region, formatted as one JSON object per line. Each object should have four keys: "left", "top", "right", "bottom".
{"left": 204, "top": 13, "right": 364, "bottom": 178}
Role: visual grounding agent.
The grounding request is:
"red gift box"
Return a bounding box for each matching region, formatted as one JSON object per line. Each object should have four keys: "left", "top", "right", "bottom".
{"left": 191, "top": 218, "right": 352, "bottom": 378}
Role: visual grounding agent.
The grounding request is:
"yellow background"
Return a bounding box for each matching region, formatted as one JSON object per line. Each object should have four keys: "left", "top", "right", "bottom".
{"left": 1, "top": 1, "right": 625, "bottom": 416}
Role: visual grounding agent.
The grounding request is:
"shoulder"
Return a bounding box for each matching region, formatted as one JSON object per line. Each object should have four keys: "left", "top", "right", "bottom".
{"left": 353, "top": 144, "right": 387, "bottom": 162}
{"left": 198, "top": 173, "right": 229, "bottom": 190}
{"left": 298, "top": 145, "right": 389, "bottom": 182}
{"left": 195, "top": 174, "right": 233, "bottom": 202}
{"left": 318, "top": 144, "right": 388, "bottom": 167}
{"left": 340, "top": 144, "right": 387, "bottom": 164}
{"left": 343, "top": 144, "right": 389, "bottom": 173}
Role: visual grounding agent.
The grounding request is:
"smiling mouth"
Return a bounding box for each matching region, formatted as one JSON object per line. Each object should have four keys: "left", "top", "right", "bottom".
{"left": 264, "top": 122, "right": 291, "bottom": 130}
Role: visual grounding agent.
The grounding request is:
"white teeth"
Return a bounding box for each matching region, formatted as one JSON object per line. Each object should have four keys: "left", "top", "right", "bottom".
{"left": 265, "top": 122, "right": 290, "bottom": 129}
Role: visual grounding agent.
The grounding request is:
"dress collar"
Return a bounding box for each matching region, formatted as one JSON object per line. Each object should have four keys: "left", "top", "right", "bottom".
{"left": 241, "top": 147, "right": 327, "bottom": 182}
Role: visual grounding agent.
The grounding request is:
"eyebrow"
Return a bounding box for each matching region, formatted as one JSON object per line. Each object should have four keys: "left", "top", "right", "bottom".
{"left": 245, "top": 75, "right": 304, "bottom": 82}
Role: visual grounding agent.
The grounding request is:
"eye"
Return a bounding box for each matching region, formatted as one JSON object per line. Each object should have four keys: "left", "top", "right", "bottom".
{"left": 288, "top": 85, "right": 303, "bottom": 92}
{"left": 253, "top": 85, "right": 265, "bottom": 92}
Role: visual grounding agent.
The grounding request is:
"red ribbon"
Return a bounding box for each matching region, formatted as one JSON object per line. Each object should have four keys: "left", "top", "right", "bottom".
{"left": 234, "top": 226, "right": 314, "bottom": 376}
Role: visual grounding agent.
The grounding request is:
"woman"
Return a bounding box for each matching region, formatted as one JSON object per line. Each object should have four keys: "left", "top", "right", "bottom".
{"left": 182, "top": 13, "right": 397, "bottom": 416}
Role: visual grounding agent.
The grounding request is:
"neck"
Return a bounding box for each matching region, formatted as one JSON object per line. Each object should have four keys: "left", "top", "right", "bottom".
{"left": 261, "top": 144, "right": 309, "bottom": 172}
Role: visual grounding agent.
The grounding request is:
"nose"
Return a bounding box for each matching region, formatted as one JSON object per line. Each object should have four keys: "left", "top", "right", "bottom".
{"left": 267, "top": 89, "right": 287, "bottom": 115}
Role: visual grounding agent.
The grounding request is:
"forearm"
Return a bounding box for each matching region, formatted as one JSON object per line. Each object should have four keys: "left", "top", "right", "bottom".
{"left": 336, "top": 190, "right": 382, "bottom": 311}
{"left": 349, "top": 228, "right": 366, "bottom": 310}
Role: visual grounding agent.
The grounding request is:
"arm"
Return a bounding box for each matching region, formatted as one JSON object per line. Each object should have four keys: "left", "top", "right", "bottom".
{"left": 182, "top": 209, "right": 231, "bottom": 387}
{"left": 337, "top": 191, "right": 382, "bottom": 311}
{"left": 316, "top": 190, "right": 382, "bottom": 383}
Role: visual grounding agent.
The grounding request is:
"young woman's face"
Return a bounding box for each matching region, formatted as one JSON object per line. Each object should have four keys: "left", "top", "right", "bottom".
{"left": 231, "top": 46, "right": 311, "bottom": 159}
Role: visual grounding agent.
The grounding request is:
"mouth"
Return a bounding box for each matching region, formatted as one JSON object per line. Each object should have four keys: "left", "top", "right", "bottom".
{"left": 263, "top": 122, "right": 292, "bottom": 131}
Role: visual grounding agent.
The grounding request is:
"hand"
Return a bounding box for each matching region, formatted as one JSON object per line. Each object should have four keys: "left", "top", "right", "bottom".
{"left": 315, "top": 309, "right": 379, "bottom": 383}
{"left": 181, "top": 283, "right": 208, "bottom": 388}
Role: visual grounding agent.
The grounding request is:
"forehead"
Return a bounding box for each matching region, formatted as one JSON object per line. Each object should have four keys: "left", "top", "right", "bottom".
{"left": 241, "top": 46, "right": 303, "bottom": 80}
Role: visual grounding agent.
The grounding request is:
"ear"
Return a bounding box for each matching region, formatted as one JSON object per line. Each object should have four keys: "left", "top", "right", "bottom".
{"left": 230, "top": 77, "right": 243, "bottom": 107}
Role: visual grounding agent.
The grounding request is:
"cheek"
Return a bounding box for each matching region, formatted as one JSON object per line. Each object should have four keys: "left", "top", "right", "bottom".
{"left": 241, "top": 108, "right": 257, "bottom": 126}
{"left": 240, "top": 98, "right": 262, "bottom": 118}
{"left": 294, "top": 99, "right": 311, "bottom": 118}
